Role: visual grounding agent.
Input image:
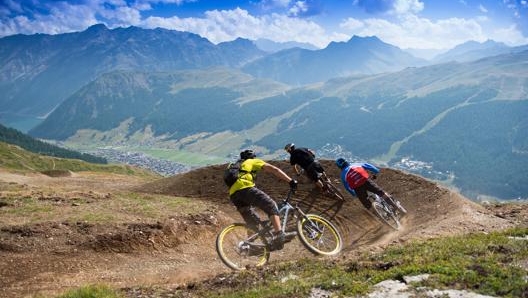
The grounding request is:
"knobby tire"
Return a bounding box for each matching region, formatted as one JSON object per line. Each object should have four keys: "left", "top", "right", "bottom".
{"left": 216, "top": 223, "right": 270, "bottom": 270}
{"left": 324, "top": 180, "right": 345, "bottom": 201}
{"left": 317, "top": 173, "right": 345, "bottom": 201}
{"left": 297, "top": 214, "right": 343, "bottom": 255}
{"left": 372, "top": 201, "right": 401, "bottom": 230}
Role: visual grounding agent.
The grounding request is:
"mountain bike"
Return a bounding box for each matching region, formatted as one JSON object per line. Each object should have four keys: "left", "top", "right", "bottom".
{"left": 369, "top": 193, "right": 407, "bottom": 230}
{"left": 318, "top": 172, "right": 345, "bottom": 201}
{"left": 216, "top": 188, "right": 343, "bottom": 270}
{"left": 295, "top": 165, "right": 345, "bottom": 201}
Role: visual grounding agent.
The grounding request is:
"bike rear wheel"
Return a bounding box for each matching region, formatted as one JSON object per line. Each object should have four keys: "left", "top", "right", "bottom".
{"left": 216, "top": 223, "right": 270, "bottom": 270}
{"left": 319, "top": 176, "right": 345, "bottom": 201}
{"left": 323, "top": 179, "right": 345, "bottom": 201}
{"left": 372, "top": 201, "right": 401, "bottom": 230}
{"left": 297, "top": 214, "right": 342, "bottom": 256}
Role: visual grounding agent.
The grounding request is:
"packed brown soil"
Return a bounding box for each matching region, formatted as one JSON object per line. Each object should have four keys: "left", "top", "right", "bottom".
{"left": 0, "top": 160, "right": 526, "bottom": 298}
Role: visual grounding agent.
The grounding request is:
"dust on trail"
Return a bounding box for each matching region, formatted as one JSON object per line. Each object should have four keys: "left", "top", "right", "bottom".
{"left": 0, "top": 161, "right": 523, "bottom": 298}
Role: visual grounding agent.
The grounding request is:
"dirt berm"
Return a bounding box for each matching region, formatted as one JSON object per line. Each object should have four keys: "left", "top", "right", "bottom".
{"left": 141, "top": 160, "right": 519, "bottom": 247}
{"left": 0, "top": 160, "right": 525, "bottom": 297}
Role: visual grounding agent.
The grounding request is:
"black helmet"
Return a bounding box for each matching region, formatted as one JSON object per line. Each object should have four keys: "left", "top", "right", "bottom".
{"left": 335, "top": 158, "right": 349, "bottom": 169}
{"left": 284, "top": 143, "right": 295, "bottom": 152}
{"left": 240, "top": 149, "right": 256, "bottom": 160}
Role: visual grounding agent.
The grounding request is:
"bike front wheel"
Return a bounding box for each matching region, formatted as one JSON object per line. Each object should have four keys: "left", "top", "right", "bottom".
{"left": 216, "top": 223, "right": 270, "bottom": 270}
{"left": 297, "top": 214, "right": 342, "bottom": 256}
{"left": 372, "top": 201, "right": 401, "bottom": 230}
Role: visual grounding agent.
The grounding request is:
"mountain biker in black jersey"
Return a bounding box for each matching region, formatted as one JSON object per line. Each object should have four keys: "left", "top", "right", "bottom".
{"left": 335, "top": 158, "right": 394, "bottom": 211}
{"left": 284, "top": 143, "right": 326, "bottom": 191}
{"left": 228, "top": 149, "right": 298, "bottom": 250}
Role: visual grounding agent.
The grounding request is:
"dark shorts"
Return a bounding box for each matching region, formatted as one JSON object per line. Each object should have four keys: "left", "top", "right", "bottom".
{"left": 354, "top": 179, "right": 385, "bottom": 209}
{"left": 230, "top": 187, "right": 279, "bottom": 216}
{"left": 305, "top": 161, "right": 325, "bottom": 182}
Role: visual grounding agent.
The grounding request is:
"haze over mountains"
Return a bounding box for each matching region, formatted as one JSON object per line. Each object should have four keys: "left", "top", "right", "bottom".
{"left": 1, "top": 24, "right": 527, "bottom": 201}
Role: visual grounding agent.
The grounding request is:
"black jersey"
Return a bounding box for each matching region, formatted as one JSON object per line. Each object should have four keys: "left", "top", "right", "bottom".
{"left": 289, "top": 147, "right": 314, "bottom": 169}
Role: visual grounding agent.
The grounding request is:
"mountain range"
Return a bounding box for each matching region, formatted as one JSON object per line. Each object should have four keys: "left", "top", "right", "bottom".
{"left": 433, "top": 39, "right": 528, "bottom": 63}
{"left": 242, "top": 35, "right": 428, "bottom": 85}
{"left": 0, "top": 24, "right": 264, "bottom": 125}
{"left": 1, "top": 24, "right": 527, "bottom": 201}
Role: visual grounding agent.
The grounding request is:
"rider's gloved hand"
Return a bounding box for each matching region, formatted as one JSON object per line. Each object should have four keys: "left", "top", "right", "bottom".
{"left": 289, "top": 179, "right": 298, "bottom": 189}
{"left": 371, "top": 174, "right": 377, "bottom": 180}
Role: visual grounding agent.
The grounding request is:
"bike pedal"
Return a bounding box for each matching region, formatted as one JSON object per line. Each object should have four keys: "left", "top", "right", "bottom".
{"left": 284, "top": 231, "right": 297, "bottom": 239}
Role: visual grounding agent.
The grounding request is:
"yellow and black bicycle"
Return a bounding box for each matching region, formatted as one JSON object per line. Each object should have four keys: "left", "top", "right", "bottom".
{"left": 216, "top": 188, "right": 343, "bottom": 270}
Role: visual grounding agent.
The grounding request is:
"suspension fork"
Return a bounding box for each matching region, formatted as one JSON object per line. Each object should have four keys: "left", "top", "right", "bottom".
{"left": 279, "top": 203, "right": 297, "bottom": 231}
{"left": 295, "top": 206, "right": 324, "bottom": 233}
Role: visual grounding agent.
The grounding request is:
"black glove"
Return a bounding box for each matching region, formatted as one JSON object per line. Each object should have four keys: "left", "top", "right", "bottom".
{"left": 371, "top": 174, "right": 377, "bottom": 180}
{"left": 289, "top": 179, "right": 298, "bottom": 189}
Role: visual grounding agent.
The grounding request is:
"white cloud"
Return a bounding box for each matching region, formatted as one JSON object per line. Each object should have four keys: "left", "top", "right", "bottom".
{"left": 101, "top": 6, "right": 143, "bottom": 25}
{"left": 340, "top": 18, "right": 364, "bottom": 31}
{"left": 489, "top": 24, "right": 528, "bottom": 45}
{"left": 288, "top": 1, "right": 309, "bottom": 17}
{"left": 1, "top": 0, "right": 526, "bottom": 50}
{"left": 0, "top": 2, "right": 99, "bottom": 36}
{"left": 391, "top": 0, "right": 424, "bottom": 15}
{"left": 335, "top": 0, "right": 525, "bottom": 49}
{"left": 339, "top": 14, "right": 492, "bottom": 49}
{"left": 144, "top": 7, "right": 343, "bottom": 47}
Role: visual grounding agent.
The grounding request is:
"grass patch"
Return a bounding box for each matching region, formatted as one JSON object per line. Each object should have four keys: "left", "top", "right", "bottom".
{"left": 135, "top": 147, "right": 226, "bottom": 166}
{"left": 0, "top": 142, "right": 159, "bottom": 177}
{"left": 0, "top": 191, "right": 213, "bottom": 226}
{"left": 56, "top": 284, "right": 123, "bottom": 298}
{"left": 190, "top": 227, "right": 528, "bottom": 298}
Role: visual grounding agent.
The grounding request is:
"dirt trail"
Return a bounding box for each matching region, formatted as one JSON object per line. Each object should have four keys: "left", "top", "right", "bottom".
{"left": 0, "top": 161, "right": 525, "bottom": 298}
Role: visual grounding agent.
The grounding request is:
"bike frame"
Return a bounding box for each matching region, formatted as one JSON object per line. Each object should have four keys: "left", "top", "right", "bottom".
{"left": 245, "top": 189, "right": 323, "bottom": 246}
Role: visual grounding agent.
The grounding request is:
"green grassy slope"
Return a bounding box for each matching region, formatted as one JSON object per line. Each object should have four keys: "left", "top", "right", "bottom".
{"left": 0, "top": 141, "right": 159, "bottom": 177}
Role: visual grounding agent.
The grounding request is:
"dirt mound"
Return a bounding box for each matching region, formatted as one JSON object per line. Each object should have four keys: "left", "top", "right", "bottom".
{"left": 139, "top": 160, "right": 509, "bottom": 243}
{"left": 0, "top": 161, "right": 524, "bottom": 297}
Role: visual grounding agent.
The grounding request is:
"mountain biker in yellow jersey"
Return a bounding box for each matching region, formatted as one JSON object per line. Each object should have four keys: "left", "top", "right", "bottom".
{"left": 284, "top": 143, "right": 326, "bottom": 191}
{"left": 229, "top": 149, "right": 298, "bottom": 250}
{"left": 335, "top": 158, "right": 394, "bottom": 211}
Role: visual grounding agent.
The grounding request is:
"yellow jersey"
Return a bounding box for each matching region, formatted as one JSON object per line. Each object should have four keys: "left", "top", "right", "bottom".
{"left": 228, "top": 158, "right": 265, "bottom": 196}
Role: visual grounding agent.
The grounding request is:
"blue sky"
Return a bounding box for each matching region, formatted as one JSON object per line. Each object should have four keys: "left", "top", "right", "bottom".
{"left": 1, "top": 0, "right": 527, "bottom": 51}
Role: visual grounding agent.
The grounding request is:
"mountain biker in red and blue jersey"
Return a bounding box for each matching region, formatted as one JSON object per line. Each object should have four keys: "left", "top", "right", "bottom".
{"left": 335, "top": 158, "right": 392, "bottom": 210}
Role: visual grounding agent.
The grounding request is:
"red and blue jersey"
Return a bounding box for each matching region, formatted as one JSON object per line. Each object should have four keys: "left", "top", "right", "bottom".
{"left": 340, "top": 162, "right": 380, "bottom": 196}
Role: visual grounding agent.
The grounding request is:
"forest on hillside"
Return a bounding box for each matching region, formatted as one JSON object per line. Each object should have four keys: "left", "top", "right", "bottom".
{"left": 0, "top": 124, "right": 107, "bottom": 164}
